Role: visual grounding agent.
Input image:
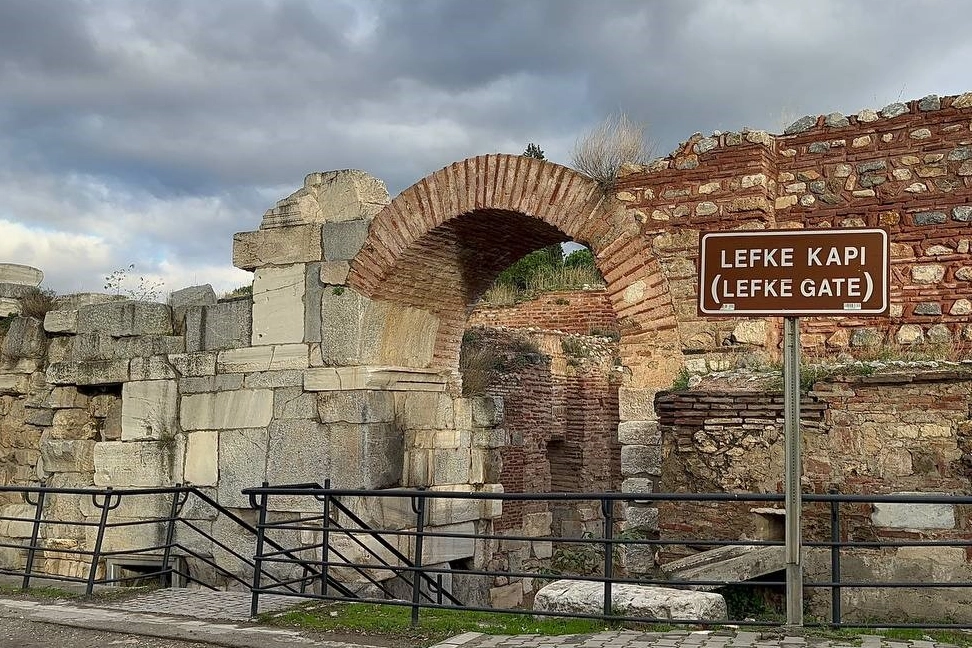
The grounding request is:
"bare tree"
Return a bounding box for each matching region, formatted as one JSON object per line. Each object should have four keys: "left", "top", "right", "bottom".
{"left": 570, "top": 112, "right": 654, "bottom": 186}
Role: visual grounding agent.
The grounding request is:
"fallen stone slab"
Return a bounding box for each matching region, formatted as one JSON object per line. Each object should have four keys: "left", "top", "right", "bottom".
{"left": 661, "top": 544, "right": 785, "bottom": 591}
{"left": 533, "top": 580, "right": 727, "bottom": 621}
{"left": 0, "top": 263, "right": 42, "bottom": 286}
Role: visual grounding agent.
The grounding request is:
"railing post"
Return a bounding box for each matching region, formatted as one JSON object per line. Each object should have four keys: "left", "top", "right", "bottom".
{"left": 250, "top": 482, "right": 270, "bottom": 618}
{"left": 830, "top": 489, "right": 841, "bottom": 626}
{"left": 320, "top": 478, "right": 331, "bottom": 596}
{"left": 87, "top": 488, "right": 117, "bottom": 595}
{"left": 410, "top": 488, "right": 427, "bottom": 627}
{"left": 21, "top": 486, "right": 46, "bottom": 590}
{"left": 160, "top": 487, "right": 185, "bottom": 588}
{"left": 601, "top": 497, "right": 615, "bottom": 619}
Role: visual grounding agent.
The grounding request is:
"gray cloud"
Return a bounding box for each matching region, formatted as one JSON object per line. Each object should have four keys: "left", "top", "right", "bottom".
{"left": 1, "top": 0, "right": 971, "bottom": 294}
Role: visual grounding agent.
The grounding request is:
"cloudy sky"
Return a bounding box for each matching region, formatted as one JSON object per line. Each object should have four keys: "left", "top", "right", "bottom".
{"left": 2, "top": 0, "right": 971, "bottom": 296}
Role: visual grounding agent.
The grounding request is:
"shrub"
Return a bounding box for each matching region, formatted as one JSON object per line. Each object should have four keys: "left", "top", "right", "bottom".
{"left": 570, "top": 111, "right": 654, "bottom": 187}
{"left": 20, "top": 287, "right": 57, "bottom": 319}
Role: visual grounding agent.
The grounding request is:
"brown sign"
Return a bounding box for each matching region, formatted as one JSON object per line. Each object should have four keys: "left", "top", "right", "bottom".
{"left": 698, "top": 229, "right": 889, "bottom": 316}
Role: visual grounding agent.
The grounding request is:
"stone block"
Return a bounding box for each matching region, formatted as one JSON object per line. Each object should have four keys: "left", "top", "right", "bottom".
{"left": 46, "top": 387, "right": 90, "bottom": 409}
{"left": 623, "top": 505, "right": 659, "bottom": 531}
{"left": 216, "top": 344, "right": 309, "bottom": 373}
{"left": 43, "top": 309, "right": 78, "bottom": 334}
{"left": 432, "top": 448, "right": 470, "bottom": 486}
{"left": 217, "top": 429, "right": 268, "bottom": 508}
{"left": 329, "top": 423, "right": 403, "bottom": 489}
{"left": 181, "top": 389, "right": 274, "bottom": 430}
{"left": 266, "top": 420, "right": 331, "bottom": 511}
{"left": 0, "top": 263, "right": 42, "bottom": 286}
{"left": 232, "top": 223, "right": 323, "bottom": 271}
{"left": 618, "top": 388, "right": 659, "bottom": 421}
{"left": 280, "top": 170, "right": 389, "bottom": 225}
{"left": 398, "top": 392, "right": 455, "bottom": 429}
{"left": 55, "top": 292, "right": 125, "bottom": 310}
{"left": 318, "top": 390, "right": 395, "bottom": 423}
{"left": 179, "top": 374, "right": 244, "bottom": 394}
{"left": 304, "top": 366, "right": 449, "bottom": 392}
{"left": 169, "top": 284, "right": 216, "bottom": 332}
{"left": 534, "top": 580, "right": 726, "bottom": 620}
{"left": 320, "top": 261, "right": 350, "bottom": 285}
{"left": 94, "top": 439, "right": 184, "bottom": 487}
{"left": 129, "top": 355, "right": 178, "bottom": 380}
{"left": 184, "top": 430, "right": 219, "bottom": 486}
{"left": 1, "top": 317, "right": 47, "bottom": 360}
{"left": 304, "top": 262, "right": 324, "bottom": 343}
{"left": 618, "top": 421, "right": 661, "bottom": 445}
{"left": 74, "top": 359, "right": 130, "bottom": 385}
{"left": 122, "top": 380, "right": 179, "bottom": 441}
{"left": 273, "top": 386, "right": 317, "bottom": 419}
{"left": 471, "top": 396, "right": 504, "bottom": 427}
{"left": 0, "top": 298, "right": 20, "bottom": 317}
{"left": 25, "top": 405, "right": 54, "bottom": 427}
{"left": 661, "top": 544, "right": 786, "bottom": 591}
{"left": 621, "top": 444, "right": 661, "bottom": 477}
{"left": 871, "top": 494, "right": 955, "bottom": 529}
{"left": 0, "top": 504, "right": 38, "bottom": 537}
{"left": 77, "top": 301, "right": 173, "bottom": 336}
{"left": 168, "top": 352, "right": 217, "bottom": 377}
{"left": 185, "top": 300, "right": 252, "bottom": 352}
{"left": 39, "top": 436, "right": 95, "bottom": 473}
{"left": 243, "top": 370, "right": 303, "bottom": 389}
{"left": 252, "top": 263, "right": 305, "bottom": 345}
{"left": 321, "top": 219, "right": 370, "bottom": 261}
{"left": 49, "top": 408, "right": 97, "bottom": 440}
{"left": 0, "top": 374, "right": 29, "bottom": 395}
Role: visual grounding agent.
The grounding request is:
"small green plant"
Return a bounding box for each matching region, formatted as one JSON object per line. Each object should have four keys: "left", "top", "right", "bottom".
{"left": 104, "top": 264, "right": 165, "bottom": 301}
{"left": 670, "top": 369, "right": 692, "bottom": 391}
{"left": 561, "top": 337, "right": 590, "bottom": 359}
{"left": 222, "top": 284, "right": 252, "bottom": 299}
{"left": 19, "top": 286, "right": 57, "bottom": 319}
{"left": 331, "top": 287, "right": 345, "bottom": 296}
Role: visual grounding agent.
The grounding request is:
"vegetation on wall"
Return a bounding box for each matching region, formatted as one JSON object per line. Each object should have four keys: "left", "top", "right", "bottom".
{"left": 459, "top": 328, "right": 542, "bottom": 397}
{"left": 570, "top": 111, "right": 654, "bottom": 187}
{"left": 19, "top": 287, "right": 58, "bottom": 319}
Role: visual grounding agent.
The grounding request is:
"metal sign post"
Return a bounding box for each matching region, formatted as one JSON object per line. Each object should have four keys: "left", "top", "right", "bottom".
{"left": 783, "top": 316, "right": 802, "bottom": 626}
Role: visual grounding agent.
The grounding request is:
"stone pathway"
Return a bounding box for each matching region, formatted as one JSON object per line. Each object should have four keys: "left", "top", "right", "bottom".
{"left": 103, "top": 588, "right": 299, "bottom": 621}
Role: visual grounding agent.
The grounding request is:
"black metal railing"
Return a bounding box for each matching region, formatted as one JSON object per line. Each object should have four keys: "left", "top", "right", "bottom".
{"left": 240, "top": 484, "right": 972, "bottom": 629}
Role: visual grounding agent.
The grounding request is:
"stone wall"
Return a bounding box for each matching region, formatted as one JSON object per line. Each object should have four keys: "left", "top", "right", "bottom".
{"left": 468, "top": 289, "right": 617, "bottom": 336}
{"left": 657, "top": 368, "right": 972, "bottom": 621}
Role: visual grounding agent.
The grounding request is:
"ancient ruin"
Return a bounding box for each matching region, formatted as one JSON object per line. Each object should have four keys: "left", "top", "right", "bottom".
{"left": 1, "top": 91, "right": 972, "bottom": 619}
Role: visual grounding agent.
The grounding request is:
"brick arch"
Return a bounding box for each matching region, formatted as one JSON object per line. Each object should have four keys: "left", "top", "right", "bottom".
{"left": 348, "top": 153, "right": 683, "bottom": 388}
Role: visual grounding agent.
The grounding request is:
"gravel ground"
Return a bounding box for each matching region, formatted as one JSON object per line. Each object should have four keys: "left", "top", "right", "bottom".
{"left": 0, "top": 616, "right": 214, "bottom": 648}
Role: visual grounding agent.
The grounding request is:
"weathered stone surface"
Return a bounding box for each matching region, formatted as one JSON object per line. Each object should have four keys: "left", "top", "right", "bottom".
{"left": 243, "top": 370, "right": 304, "bottom": 389}
{"left": 621, "top": 444, "right": 661, "bottom": 478}
{"left": 534, "top": 580, "right": 727, "bottom": 621}
{"left": 912, "top": 264, "right": 945, "bottom": 284}
{"left": 49, "top": 408, "right": 97, "bottom": 440}
{"left": 217, "top": 428, "right": 268, "bottom": 508}
{"left": 121, "top": 380, "right": 179, "bottom": 441}
{"left": 784, "top": 115, "right": 816, "bottom": 134}
{"left": 94, "top": 440, "right": 183, "bottom": 486}
{"left": 181, "top": 389, "right": 274, "bottom": 430}
{"left": 75, "top": 359, "right": 130, "bottom": 385}
{"left": 849, "top": 329, "right": 883, "bottom": 348}
{"left": 77, "top": 301, "right": 173, "bottom": 336}
{"left": 303, "top": 262, "right": 324, "bottom": 343}
{"left": 252, "top": 263, "right": 305, "bottom": 345}
{"left": 185, "top": 300, "right": 252, "bottom": 352}
{"left": 320, "top": 261, "right": 351, "bottom": 285}
{"left": 918, "top": 94, "right": 941, "bottom": 111}
{"left": 950, "top": 299, "right": 972, "bottom": 315}
{"left": 273, "top": 386, "right": 317, "bottom": 419}
{"left": 927, "top": 324, "right": 951, "bottom": 343}
{"left": 318, "top": 390, "right": 395, "bottom": 423}
{"left": 895, "top": 325, "right": 925, "bottom": 345}
{"left": 913, "top": 210, "right": 947, "bottom": 226}
{"left": 169, "top": 284, "right": 216, "bottom": 331}
{"left": 1, "top": 317, "right": 46, "bottom": 360}
{"left": 39, "top": 436, "right": 95, "bottom": 473}
{"left": 617, "top": 421, "right": 661, "bottom": 446}
{"left": 872, "top": 495, "right": 955, "bottom": 529}
{"left": 43, "top": 310, "right": 78, "bottom": 334}
{"left": 0, "top": 263, "right": 42, "bottom": 286}
{"left": 184, "top": 430, "right": 219, "bottom": 486}
{"left": 0, "top": 298, "right": 20, "bottom": 317}
{"left": 662, "top": 545, "right": 786, "bottom": 591}
{"left": 731, "top": 320, "right": 765, "bottom": 346}
{"left": 329, "top": 423, "right": 403, "bottom": 489}
{"left": 880, "top": 102, "right": 908, "bottom": 118}
{"left": 266, "top": 420, "right": 330, "bottom": 511}
{"left": 321, "top": 219, "right": 371, "bottom": 261}
{"left": 216, "top": 344, "right": 309, "bottom": 373}
{"left": 0, "top": 503, "right": 38, "bottom": 537}
{"left": 856, "top": 108, "right": 878, "bottom": 122}
{"left": 261, "top": 170, "right": 389, "bottom": 230}
{"left": 232, "top": 223, "right": 323, "bottom": 270}
{"left": 913, "top": 302, "right": 942, "bottom": 316}
{"left": 953, "top": 206, "right": 972, "bottom": 222}
{"left": 398, "top": 392, "right": 455, "bottom": 429}
{"left": 179, "top": 374, "right": 244, "bottom": 394}
{"left": 618, "top": 388, "right": 658, "bottom": 421}
{"left": 824, "top": 112, "right": 849, "bottom": 128}
{"left": 168, "top": 352, "right": 217, "bottom": 376}
{"left": 129, "top": 355, "right": 178, "bottom": 381}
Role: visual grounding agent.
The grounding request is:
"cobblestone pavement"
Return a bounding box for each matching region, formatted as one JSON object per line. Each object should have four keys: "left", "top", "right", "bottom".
{"left": 103, "top": 588, "right": 298, "bottom": 621}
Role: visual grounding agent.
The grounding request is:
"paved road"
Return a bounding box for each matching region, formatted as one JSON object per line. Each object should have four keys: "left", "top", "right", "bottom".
{"left": 0, "top": 617, "right": 212, "bottom": 648}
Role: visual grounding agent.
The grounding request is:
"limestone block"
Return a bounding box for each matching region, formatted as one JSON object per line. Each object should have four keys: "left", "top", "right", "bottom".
{"left": 77, "top": 301, "right": 173, "bottom": 336}
{"left": 471, "top": 396, "right": 503, "bottom": 427}
{"left": 94, "top": 440, "right": 184, "bottom": 487}
{"left": 122, "top": 380, "right": 179, "bottom": 441}
{"left": 618, "top": 388, "right": 659, "bottom": 421}
{"left": 304, "top": 366, "right": 449, "bottom": 392}
{"left": 731, "top": 320, "right": 766, "bottom": 346}
{"left": 0, "top": 374, "right": 29, "bottom": 395}
{"left": 621, "top": 478, "right": 655, "bottom": 494}
{"left": 25, "top": 405, "right": 54, "bottom": 427}
{"left": 319, "top": 289, "right": 438, "bottom": 367}
{"left": 181, "top": 389, "right": 273, "bottom": 430}
{"left": 318, "top": 390, "right": 395, "bottom": 423}
{"left": 490, "top": 582, "right": 523, "bottom": 609}
{"left": 43, "top": 309, "right": 78, "bottom": 334}
{"left": 618, "top": 421, "right": 661, "bottom": 445}
{"left": 535, "top": 580, "right": 727, "bottom": 620}
{"left": 102, "top": 399, "right": 122, "bottom": 441}
{"left": 261, "top": 170, "right": 389, "bottom": 229}
{"left": 0, "top": 298, "right": 20, "bottom": 317}
{"left": 168, "top": 352, "right": 217, "bottom": 376}
{"left": 74, "top": 359, "right": 130, "bottom": 385}
{"left": 129, "top": 355, "right": 178, "bottom": 380}
{"left": 621, "top": 444, "right": 662, "bottom": 478}
{"left": 1, "top": 317, "right": 47, "bottom": 360}
{"left": 45, "top": 361, "right": 78, "bottom": 385}
{"left": 320, "top": 261, "right": 350, "bottom": 285}
{"left": 0, "top": 503, "right": 38, "bottom": 537}
{"left": 169, "top": 284, "right": 217, "bottom": 331}
{"left": 179, "top": 374, "right": 244, "bottom": 394}
{"left": 432, "top": 448, "right": 471, "bottom": 486}
{"left": 185, "top": 430, "right": 219, "bottom": 486}
{"left": 55, "top": 292, "right": 126, "bottom": 310}
{"left": 623, "top": 505, "right": 659, "bottom": 532}
{"left": 232, "top": 223, "right": 323, "bottom": 271}
{"left": 398, "top": 392, "right": 455, "bottom": 429}
{"left": 243, "top": 370, "right": 303, "bottom": 389}
{"left": 49, "top": 408, "right": 97, "bottom": 440}
{"left": 304, "top": 262, "right": 324, "bottom": 343}
{"left": 185, "top": 300, "right": 252, "bottom": 352}
{"left": 46, "top": 387, "right": 90, "bottom": 409}
{"left": 872, "top": 494, "right": 955, "bottom": 529}
{"left": 321, "top": 219, "right": 370, "bottom": 261}
{"left": 39, "top": 436, "right": 95, "bottom": 473}
{"left": 273, "top": 386, "right": 317, "bottom": 419}
{"left": 329, "top": 423, "right": 403, "bottom": 489}
{"left": 216, "top": 344, "right": 309, "bottom": 373}
{"left": 0, "top": 263, "right": 42, "bottom": 286}
{"left": 252, "top": 264, "right": 305, "bottom": 345}
{"left": 266, "top": 420, "right": 330, "bottom": 511}
{"left": 661, "top": 544, "right": 786, "bottom": 591}
{"left": 217, "top": 428, "right": 268, "bottom": 508}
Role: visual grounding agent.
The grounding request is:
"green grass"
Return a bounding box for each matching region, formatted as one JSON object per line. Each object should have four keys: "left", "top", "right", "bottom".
{"left": 261, "top": 602, "right": 615, "bottom": 645}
